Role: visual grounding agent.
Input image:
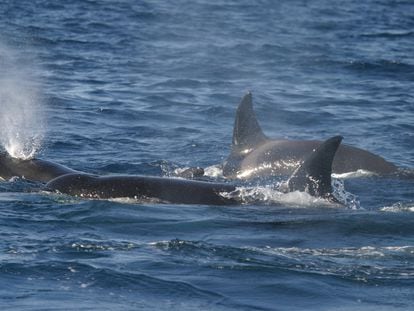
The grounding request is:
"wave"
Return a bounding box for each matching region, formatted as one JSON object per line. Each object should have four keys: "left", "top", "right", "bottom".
{"left": 0, "top": 260, "right": 229, "bottom": 310}
{"left": 152, "top": 239, "right": 414, "bottom": 282}
{"left": 360, "top": 31, "right": 414, "bottom": 39}
{"left": 345, "top": 59, "right": 414, "bottom": 75}
{"left": 255, "top": 245, "right": 414, "bottom": 282}
{"left": 380, "top": 202, "right": 414, "bottom": 213}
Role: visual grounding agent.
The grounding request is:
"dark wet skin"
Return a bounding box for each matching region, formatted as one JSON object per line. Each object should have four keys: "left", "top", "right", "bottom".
{"left": 223, "top": 93, "right": 401, "bottom": 180}
{"left": 0, "top": 152, "right": 78, "bottom": 182}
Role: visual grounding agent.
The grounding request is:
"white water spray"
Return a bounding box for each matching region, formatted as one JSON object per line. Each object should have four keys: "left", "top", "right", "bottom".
{"left": 0, "top": 44, "right": 45, "bottom": 159}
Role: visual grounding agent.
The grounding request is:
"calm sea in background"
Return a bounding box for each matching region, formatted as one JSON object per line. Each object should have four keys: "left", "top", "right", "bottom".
{"left": 0, "top": 0, "right": 413, "bottom": 310}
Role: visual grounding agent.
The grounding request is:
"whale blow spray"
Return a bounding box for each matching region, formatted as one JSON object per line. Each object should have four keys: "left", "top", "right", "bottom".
{"left": 0, "top": 44, "right": 45, "bottom": 159}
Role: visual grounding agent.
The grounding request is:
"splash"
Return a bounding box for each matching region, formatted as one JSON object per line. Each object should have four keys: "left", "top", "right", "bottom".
{"left": 331, "top": 179, "right": 361, "bottom": 209}
{"left": 0, "top": 44, "right": 45, "bottom": 159}
{"left": 203, "top": 164, "right": 223, "bottom": 178}
{"left": 221, "top": 185, "right": 342, "bottom": 208}
{"left": 220, "top": 178, "right": 360, "bottom": 209}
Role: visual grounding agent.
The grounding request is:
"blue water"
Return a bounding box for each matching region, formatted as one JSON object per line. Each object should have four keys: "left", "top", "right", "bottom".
{"left": 1, "top": 0, "right": 413, "bottom": 310}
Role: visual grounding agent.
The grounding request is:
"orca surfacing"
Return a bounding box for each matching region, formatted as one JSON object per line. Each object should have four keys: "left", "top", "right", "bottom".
{"left": 46, "top": 136, "right": 343, "bottom": 205}
{"left": 0, "top": 151, "right": 78, "bottom": 182}
{"left": 223, "top": 93, "right": 402, "bottom": 180}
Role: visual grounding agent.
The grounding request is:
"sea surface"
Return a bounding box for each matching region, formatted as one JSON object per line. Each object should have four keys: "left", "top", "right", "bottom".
{"left": 0, "top": 0, "right": 413, "bottom": 310}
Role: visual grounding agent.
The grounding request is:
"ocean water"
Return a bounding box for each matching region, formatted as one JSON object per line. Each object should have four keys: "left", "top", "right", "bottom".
{"left": 0, "top": 0, "right": 413, "bottom": 310}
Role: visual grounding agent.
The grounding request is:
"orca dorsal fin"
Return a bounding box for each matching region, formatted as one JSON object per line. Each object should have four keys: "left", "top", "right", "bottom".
{"left": 232, "top": 92, "right": 268, "bottom": 152}
{"left": 287, "top": 136, "right": 343, "bottom": 198}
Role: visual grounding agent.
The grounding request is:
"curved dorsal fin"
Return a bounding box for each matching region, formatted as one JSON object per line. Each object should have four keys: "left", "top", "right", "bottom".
{"left": 287, "top": 136, "right": 343, "bottom": 198}
{"left": 232, "top": 92, "right": 267, "bottom": 151}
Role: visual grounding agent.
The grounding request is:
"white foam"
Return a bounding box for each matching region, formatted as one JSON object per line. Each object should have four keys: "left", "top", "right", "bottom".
{"left": 221, "top": 185, "right": 342, "bottom": 208}
{"left": 203, "top": 164, "right": 223, "bottom": 178}
{"left": 219, "top": 178, "right": 359, "bottom": 209}
{"left": 380, "top": 202, "right": 414, "bottom": 213}
{"left": 256, "top": 245, "right": 414, "bottom": 259}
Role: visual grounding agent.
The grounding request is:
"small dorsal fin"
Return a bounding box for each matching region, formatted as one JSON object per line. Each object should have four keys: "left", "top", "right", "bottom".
{"left": 287, "top": 136, "right": 343, "bottom": 198}
{"left": 232, "top": 92, "right": 267, "bottom": 151}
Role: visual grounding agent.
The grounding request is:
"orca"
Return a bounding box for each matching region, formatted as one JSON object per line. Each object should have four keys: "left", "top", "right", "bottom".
{"left": 0, "top": 151, "right": 77, "bottom": 182}
{"left": 46, "top": 136, "right": 343, "bottom": 205}
{"left": 0, "top": 151, "right": 205, "bottom": 182}
{"left": 222, "top": 93, "right": 402, "bottom": 179}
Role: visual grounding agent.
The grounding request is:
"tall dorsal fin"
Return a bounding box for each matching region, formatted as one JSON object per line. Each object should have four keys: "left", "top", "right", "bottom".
{"left": 232, "top": 92, "right": 267, "bottom": 151}
{"left": 287, "top": 136, "right": 343, "bottom": 198}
